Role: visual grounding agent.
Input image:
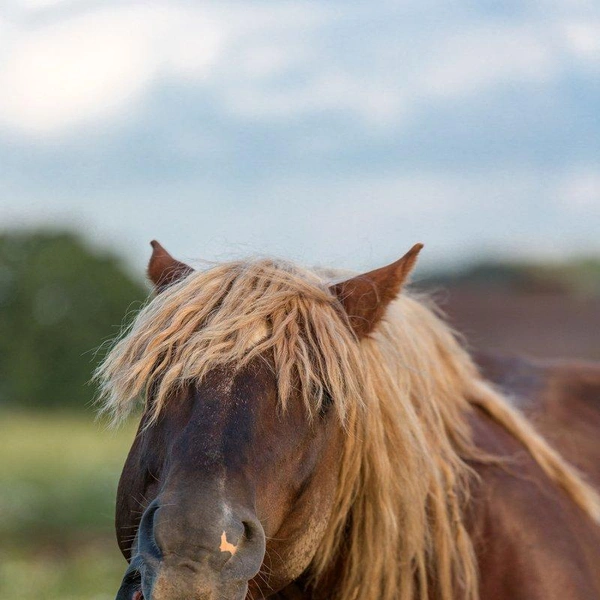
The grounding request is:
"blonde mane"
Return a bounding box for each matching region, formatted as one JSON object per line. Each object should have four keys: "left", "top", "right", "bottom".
{"left": 97, "top": 258, "right": 600, "bottom": 600}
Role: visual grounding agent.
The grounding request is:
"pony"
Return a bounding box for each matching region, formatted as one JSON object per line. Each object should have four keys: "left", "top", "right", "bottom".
{"left": 97, "top": 241, "right": 600, "bottom": 600}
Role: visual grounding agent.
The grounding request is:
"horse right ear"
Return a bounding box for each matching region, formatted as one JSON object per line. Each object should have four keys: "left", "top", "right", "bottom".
{"left": 329, "top": 243, "right": 423, "bottom": 339}
{"left": 147, "top": 240, "right": 193, "bottom": 292}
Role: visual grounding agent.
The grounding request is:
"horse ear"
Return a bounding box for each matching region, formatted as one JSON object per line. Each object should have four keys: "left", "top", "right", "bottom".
{"left": 147, "top": 240, "right": 193, "bottom": 292}
{"left": 329, "top": 243, "right": 423, "bottom": 338}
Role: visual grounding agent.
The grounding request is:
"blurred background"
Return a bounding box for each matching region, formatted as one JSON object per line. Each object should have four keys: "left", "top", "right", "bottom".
{"left": 0, "top": 1, "right": 599, "bottom": 598}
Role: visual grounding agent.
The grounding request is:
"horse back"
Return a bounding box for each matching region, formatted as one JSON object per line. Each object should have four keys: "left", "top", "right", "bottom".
{"left": 475, "top": 352, "right": 600, "bottom": 489}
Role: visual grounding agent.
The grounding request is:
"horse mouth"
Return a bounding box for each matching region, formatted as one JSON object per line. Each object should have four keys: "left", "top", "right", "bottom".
{"left": 115, "top": 562, "right": 250, "bottom": 600}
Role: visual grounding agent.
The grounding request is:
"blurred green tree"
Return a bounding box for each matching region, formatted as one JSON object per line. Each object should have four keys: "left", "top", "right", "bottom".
{"left": 0, "top": 231, "right": 147, "bottom": 410}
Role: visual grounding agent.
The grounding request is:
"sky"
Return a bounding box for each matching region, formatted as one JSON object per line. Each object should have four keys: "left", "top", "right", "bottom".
{"left": 0, "top": 0, "right": 599, "bottom": 274}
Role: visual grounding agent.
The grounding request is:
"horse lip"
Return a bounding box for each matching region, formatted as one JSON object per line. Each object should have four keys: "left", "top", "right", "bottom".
{"left": 120, "top": 553, "right": 252, "bottom": 600}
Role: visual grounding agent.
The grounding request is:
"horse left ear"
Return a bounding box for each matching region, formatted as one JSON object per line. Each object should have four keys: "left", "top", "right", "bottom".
{"left": 329, "top": 243, "right": 423, "bottom": 338}
{"left": 147, "top": 240, "right": 193, "bottom": 292}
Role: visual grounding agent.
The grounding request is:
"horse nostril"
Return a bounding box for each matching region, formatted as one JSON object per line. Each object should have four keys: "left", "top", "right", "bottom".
{"left": 242, "top": 519, "right": 260, "bottom": 543}
{"left": 239, "top": 516, "right": 266, "bottom": 558}
{"left": 220, "top": 515, "right": 266, "bottom": 581}
{"left": 243, "top": 521, "right": 253, "bottom": 541}
{"left": 115, "top": 558, "right": 143, "bottom": 600}
{"left": 138, "top": 499, "right": 161, "bottom": 559}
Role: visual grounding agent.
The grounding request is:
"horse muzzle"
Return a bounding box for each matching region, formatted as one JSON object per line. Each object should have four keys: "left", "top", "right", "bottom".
{"left": 115, "top": 497, "right": 266, "bottom": 600}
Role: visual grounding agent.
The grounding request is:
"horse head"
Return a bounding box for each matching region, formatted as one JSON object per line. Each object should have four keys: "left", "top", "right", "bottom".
{"left": 106, "top": 241, "right": 421, "bottom": 600}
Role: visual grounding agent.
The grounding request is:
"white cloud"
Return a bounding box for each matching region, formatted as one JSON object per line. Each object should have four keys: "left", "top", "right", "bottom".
{"left": 0, "top": 11, "right": 152, "bottom": 135}
{"left": 419, "top": 25, "right": 557, "bottom": 99}
{"left": 224, "top": 71, "right": 408, "bottom": 128}
{"left": 557, "top": 167, "right": 600, "bottom": 211}
{"left": 12, "top": 0, "right": 74, "bottom": 9}
{"left": 562, "top": 20, "right": 600, "bottom": 64}
{"left": 1, "top": 1, "right": 599, "bottom": 140}
{"left": 0, "top": 5, "right": 223, "bottom": 136}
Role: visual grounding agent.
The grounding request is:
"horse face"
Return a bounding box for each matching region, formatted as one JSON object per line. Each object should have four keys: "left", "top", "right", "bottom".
{"left": 110, "top": 240, "right": 425, "bottom": 600}
{"left": 114, "top": 356, "right": 344, "bottom": 600}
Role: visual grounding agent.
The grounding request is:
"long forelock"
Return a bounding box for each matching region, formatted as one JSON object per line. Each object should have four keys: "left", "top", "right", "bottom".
{"left": 96, "top": 259, "right": 365, "bottom": 425}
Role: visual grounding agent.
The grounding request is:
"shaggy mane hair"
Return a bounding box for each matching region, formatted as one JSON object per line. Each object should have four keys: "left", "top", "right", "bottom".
{"left": 96, "top": 258, "right": 600, "bottom": 600}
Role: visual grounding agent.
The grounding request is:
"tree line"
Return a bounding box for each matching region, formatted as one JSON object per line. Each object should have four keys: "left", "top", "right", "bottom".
{"left": 0, "top": 231, "right": 146, "bottom": 410}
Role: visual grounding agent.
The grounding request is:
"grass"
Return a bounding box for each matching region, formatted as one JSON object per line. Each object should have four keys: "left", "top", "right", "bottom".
{"left": 0, "top": 411, "right": 137, "bottom": 600}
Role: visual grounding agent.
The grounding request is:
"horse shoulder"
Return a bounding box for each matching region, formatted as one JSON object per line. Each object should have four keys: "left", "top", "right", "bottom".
{"left": 467, "top": 408, "right": 600, "bottom": 600}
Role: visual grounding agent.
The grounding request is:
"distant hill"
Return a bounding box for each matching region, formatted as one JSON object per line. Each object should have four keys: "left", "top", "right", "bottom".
{"left": 421, "top": 258, "right": 600, "bottom": 297}
{"left": 417, "top": 258, "right": 600, "bottom": 361}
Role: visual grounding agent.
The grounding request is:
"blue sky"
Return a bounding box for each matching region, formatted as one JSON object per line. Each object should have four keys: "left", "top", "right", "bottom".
{"left": 0, "top": 0, "right": 599, "bottom": 274}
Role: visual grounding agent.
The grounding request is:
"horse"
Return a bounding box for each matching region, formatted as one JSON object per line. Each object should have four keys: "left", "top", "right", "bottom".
{"left": 96, "top": 241, "right": 600, "bottom": 600}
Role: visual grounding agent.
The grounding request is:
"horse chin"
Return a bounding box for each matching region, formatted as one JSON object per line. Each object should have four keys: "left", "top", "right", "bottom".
{"left": 115, "top": 569, "right": 249, "bottom": 600}
{"left": 120, "top": 591, "right": 247, "bottom": 600}
{"left": 117, "top": 585, "right": 248, "bottom": 600}
{"left": 122, "top": 588, "right": 247, "bottom": 600}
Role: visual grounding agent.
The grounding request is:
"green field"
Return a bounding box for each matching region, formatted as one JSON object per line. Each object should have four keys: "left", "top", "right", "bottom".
{"left": 0, "top": 412, "right": 137, "bottom": 600}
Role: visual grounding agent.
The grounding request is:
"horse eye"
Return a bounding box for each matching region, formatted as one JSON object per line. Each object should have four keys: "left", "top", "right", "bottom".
{"left": 319, "top": 389, "right": 334, "bottom": 417}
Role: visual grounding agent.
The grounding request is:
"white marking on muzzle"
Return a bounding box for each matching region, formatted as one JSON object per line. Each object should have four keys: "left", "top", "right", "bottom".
{"left": 220, "top": 531, "right": 238, "bottom": 555}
